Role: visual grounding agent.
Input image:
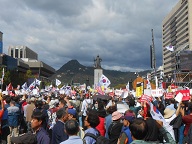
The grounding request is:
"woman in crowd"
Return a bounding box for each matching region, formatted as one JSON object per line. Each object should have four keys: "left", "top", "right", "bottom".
{"left": 108, "top": 111, "right": 123, "bottom": 144}
{"left": 95, "top": 99, "right": 107, "bottom": 136}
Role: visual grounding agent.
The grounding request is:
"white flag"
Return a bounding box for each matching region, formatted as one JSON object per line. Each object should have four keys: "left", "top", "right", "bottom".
{"left": 56, "top": 79, "right": 61, "bottom": 87}
{"left": 99, "top": 74, "right": 111, "bottom": 88}
{"left": 146, "top": 79, "right": 151, "bottom": 89}
{"left": 28, "top": 81, "right": 36, "bottom": 91}
{"left": 150, "top": 102, "right": 165, "bottom": 123}
{"left": 22, "top": 82, "right": 28, "bottom": 90}
{"left": 165, "top": 46, "right": 174, "bottom": 52}
{"left": 35, "top": 79, "right": 41, "bottom": 86}
{"left": 126, "top": 81, "right": 129, "bottom": 91}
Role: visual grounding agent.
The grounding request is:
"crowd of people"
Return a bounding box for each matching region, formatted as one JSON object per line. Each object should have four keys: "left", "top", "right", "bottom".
{"left": 0, "top": 89, "right": 191, "bottom": 144}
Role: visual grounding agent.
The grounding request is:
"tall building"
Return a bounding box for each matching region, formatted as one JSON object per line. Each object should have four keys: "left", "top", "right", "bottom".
{"left": 7, "top": 45, "right": 55, "bottom": 79}
{"left": 8, "top": 45, "right": 38, "bottom": 60}
{"left": 162, "top": 0, "right": 192, "bottom": 86}
{"left": 0, "top": 31, "right": 3, "bottom": 53}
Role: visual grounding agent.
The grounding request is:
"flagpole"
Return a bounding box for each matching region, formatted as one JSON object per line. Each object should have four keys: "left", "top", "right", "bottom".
{"left": 151, "top": 29, "right": 158, "bottom": 90}
{"left": 1, "top": 68, "right": 4, "bottom": 92}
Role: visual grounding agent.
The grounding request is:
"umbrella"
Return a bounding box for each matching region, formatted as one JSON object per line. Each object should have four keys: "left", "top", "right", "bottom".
{"left": 92, "top": 94, "right": 112, "bottom": 101}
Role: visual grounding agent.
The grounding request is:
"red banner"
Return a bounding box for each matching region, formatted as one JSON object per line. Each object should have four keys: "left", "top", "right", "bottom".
{"left": 176, "top": 90, "right": 190, "bottom": 101}
{"left": 140, "top": 94, "right": 152, "bottom": 104}
{"left": 165, "top": 92, "right": 174, "bottom": 99}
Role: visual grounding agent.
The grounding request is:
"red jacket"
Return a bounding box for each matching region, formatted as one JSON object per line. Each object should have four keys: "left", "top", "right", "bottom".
{"left": 96, "top": 116, "right": 106, "bottom": 136}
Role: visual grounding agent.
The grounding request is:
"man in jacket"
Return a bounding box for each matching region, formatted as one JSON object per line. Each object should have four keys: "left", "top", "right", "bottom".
{"left": 51, "top": 108, "right": 68, "bottom": 144}
{"left": 31, "top": 111, "right": 50, "bottom": 144}
{"left": 7, "top": 100, "right": 20, "bottom": 144}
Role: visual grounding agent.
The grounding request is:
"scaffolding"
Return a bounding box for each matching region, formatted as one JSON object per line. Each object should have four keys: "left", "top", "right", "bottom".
{"left": 172, "top": 44, "right": 192, "bottom": 87}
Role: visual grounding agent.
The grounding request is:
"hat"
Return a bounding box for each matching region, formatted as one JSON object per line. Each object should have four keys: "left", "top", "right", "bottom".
{"left": 11, "top": 132, "right": 37, "bottom": 144}
{"left": 68, "top": 108, "right": 76, "bottom": 116}
{"left": 112, "top": 111, "right": 123, "bottom": 121}
{"left": 122, "top": 111, "right": 135, "bottom": 122}
{"left": 164, "top": 108, "right": 175, "bottom": 119}
{"left": 30, "top": 97, "right": 35, "bottom": 102}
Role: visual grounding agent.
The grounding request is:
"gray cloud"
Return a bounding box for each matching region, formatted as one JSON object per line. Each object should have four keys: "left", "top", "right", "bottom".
{"left": 0, "top": 0, "right": 178, "bottom": 72}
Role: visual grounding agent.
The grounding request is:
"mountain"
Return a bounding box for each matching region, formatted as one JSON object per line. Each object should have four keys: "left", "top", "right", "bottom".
{"left": 51, "top": 60, "right": 151, "bottom": 87}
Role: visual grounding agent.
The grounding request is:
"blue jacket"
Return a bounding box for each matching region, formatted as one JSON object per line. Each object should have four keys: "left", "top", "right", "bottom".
{"left": 121, "top": 126, "right": 133, "bottom": 144}
{"left": 36, "top": 127, "right": 50, "bottom": 144}
{"left": 51, "top": 120, "right": 68, "bottom": 144}
{"left": 7, "top": 106, "right": 20, "bottom": 127}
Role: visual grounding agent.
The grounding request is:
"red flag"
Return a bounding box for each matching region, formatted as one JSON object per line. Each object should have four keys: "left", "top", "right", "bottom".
{"left": 7, "top": 83, "right": 13, "bottom": 91}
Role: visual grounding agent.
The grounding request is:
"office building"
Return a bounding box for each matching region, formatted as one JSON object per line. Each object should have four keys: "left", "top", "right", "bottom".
{"left": 162, "top": 0, "right": 192, "bottom": 86}
{"left": 8, "top": 45, "right": 38, "bottom": 60}
{"left": 7, "top": 45, "right": 55, "bottom": 79}
{"left": 21, "top": 58, "right": 55, "bottom": 78}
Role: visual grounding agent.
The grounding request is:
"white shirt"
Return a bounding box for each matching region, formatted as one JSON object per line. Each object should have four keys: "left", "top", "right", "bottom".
{"left": 163, "top": 114, "right": 176, "bottom": 141}
{"left": 81, "top": 99, "right": 92, "bottom": 116}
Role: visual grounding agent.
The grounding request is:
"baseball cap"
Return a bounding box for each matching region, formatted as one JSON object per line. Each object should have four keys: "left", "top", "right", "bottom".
{"left": 68, "top": 108, "right": 76, "bottom": 116}
{"left": 121, "top": 111, "right": 135, "bottom": 122}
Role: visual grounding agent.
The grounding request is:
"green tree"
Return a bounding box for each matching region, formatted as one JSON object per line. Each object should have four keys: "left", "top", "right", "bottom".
{"left": 25, "top": 70, "right": 34, "bottom": 80}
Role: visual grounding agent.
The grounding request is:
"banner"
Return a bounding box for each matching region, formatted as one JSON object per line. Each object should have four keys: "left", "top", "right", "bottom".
{"left": 165, "top": 92, "right": 174, "bottom": 99}
{"left": 136, "top": 82, "right": 143, "bottom": 97}
{"left": 140, "top": 94, "right": 152, "bottom": 104}
{"left": 115, "top": 89, "right": 123, "bottom": 96}
{"left": 176, "top": 89, "right": 190, "bottom": 101}
{"left": 151, "top": 89, "right": 163, "bottom": 97}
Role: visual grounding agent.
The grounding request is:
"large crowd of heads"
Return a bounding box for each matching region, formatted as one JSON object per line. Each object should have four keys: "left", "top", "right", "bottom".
{"left": 0, "top": 91, "right": 191, "bottom": 144}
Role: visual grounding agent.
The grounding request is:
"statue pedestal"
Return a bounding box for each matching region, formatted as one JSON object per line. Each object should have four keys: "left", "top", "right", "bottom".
{"left": 94, "top": 69, "right": 103, "bottom": 88}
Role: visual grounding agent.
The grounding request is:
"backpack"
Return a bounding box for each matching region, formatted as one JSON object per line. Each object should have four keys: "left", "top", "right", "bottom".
{"left": 83, "top": 133, "right": 110, "bottom": 144}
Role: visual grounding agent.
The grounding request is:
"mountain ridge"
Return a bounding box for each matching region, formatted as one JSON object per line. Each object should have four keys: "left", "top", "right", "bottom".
{"left": 51, "top": 60, "right": 151, "bottom": 87}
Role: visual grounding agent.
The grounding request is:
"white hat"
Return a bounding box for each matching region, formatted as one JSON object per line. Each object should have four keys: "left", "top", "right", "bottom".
{"left": 30, "top": 97, "right": 36, "bottom": 102}
{"left": 164, "top": 108, "right": 175, "bottom": 119}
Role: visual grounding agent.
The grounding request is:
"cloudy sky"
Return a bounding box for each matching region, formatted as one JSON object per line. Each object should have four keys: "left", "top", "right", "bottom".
{"left": 0, "top": 0, "right": 178, "bottom": 72}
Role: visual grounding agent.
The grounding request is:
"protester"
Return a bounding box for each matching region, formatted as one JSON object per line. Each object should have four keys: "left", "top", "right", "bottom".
{"left": 51, "top": 108, "right": 68, "bottom": 144}
{"left": 0, "top": 94, "right": 4, "bottom": 143}
{"left": 81, "top": 93, "right": 93, "bottom": 129}
{"left": 144, "top": 105, "right": 163, "bottom": 142}
{"left": 96, "top": 99, "right": 107, "bottom": 136}
{"left": 31, "top": 111, "right": 50, "bottom": 144}
{"left": 7, "top": 100, "right": 20, "bottom": 144}
{"left": 129, "top": 118, "right": 175, "bottom": 143}
{"left": 105, "top": 105, "right": 117, "bottom": 138}
{"left": 60, "top": 120, "right": 83, "bottom": 144}
{"left": 176, "top": 101, "right": 192, "bottom": 143}
{"left": 68, "top": 108, "right": 77, "bottom": 121}
{"left": 34, "top": 100, "right": 48, "bottom": 131}
{"left": 26, "top": 97, "right": 36, "bottom": 132}
{"left": 118, "top": 110, "right": 135, "bottom": 144}
{"left": 83, "top": 110, "right": 100, "bottom": 144}
{"left": 128, "top": 99, "right": 141, "bottom": 116}
{"left": 166, "top": 98, "right": 176, "bottom": 111}
{"left": 1, "top": 95, "right": 10, "bottom": 144}
{"left": 108, "top": 111, "right": 123, "bottom": 144}
{"left": 163, "top": 108, "right": 176, "bottom": 141}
